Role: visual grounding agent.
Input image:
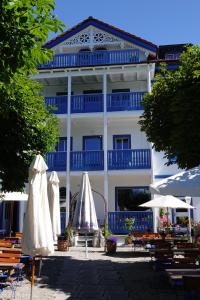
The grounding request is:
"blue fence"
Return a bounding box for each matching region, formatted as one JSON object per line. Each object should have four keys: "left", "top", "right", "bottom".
{"left": 70, "top": 151, "right": 104, "bottom": 171}
{"left": 47, "top": 152, "right": 67, "bottom": 171}
{"left": 38, "top": 49, "right": 140, "bottom": 69}
{"left": 71, "top": 94, "right": 103, "bottom": 113}
{"left": 45, "top": 96, "right": 67, "bottom": 114}
{"left": 107, "top": 92, "right": 144, "bottom": 111}
{"left": 46, "top": 149, "right": 151, "bottom": 171}
{"left": 108, "top": 211, "right": 153, "bottom": 234}
{"left": 108, "top": 149, "right": 151, "bottom": 170}
{"left": 45, "top": 91, "right": 146, "bottom": 114}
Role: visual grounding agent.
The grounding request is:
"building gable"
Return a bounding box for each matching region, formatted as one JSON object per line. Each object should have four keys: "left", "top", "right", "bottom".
{"left": 45, "top": 17, "right": 157, "bottom": 53}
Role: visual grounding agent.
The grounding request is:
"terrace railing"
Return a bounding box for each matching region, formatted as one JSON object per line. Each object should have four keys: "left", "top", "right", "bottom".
{"left": 38, "top": 49, "right": 140, "bottom": 69}
{"left": 70, "top": 151, "right": 104, "bottom": 171}
{"left": 46, "top": 152, "right": 67, "bottom": 171}
{"left": 108, "top": 149, "right": 151, "bottom": 170}
{"left": 107, "top": 92, "right": 144, "bottom": 111}
{"left": 45, "top": 96, "right": 67, "bottom": 114}
{"left": 108, "top": 211, "right": 153, "bottom": 234}
{"left": 71, "top": 94, "right": 103, "bottom": 113}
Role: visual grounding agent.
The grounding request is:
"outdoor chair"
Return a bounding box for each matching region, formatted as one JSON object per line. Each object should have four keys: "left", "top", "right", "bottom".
{"left": 183, "top": 275, "right": 200, "bottom": 300}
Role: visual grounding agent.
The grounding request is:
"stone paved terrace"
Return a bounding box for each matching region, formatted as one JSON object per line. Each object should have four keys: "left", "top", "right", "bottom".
{"left": 2, "top": 246, "right": 184, "bottom": 300}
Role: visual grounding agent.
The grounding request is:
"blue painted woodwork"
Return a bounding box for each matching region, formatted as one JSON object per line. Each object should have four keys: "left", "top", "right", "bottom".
{"left": 108, "top": 149, "right": 151, "bottom": 170}
{"left": 45, "top": 92, "right": 145, "bottom": 114}
{"left": 46, "top": 152, "right": 67, "bottom": 171}
{"left": 38, "top": 49, "right": 140, "bottom": 69}
{"left": 83, "top": 136, "right": 103, "bottom": 151}
{"left": 46, "top": 149, "right": 150, "bottom": 171}
{"left": 45, "top": 96, "right": 67, "bottom": 114}
{"left": 44, "top": 17, "right": 157, "bottom": 52}
{"left": 108, "top": 211, "right": 153, "bottom": 234}
{"left": 107, "top": 92, "right": 144, "bottom": 111}
{"left": 60, "top": 212, "right": 66, "bottom": 234}
{"left": 71, "top": 94, "right": 103, "bottom": 113}
{"left": 70, "top": 151, "right": 104, "bottom": 171}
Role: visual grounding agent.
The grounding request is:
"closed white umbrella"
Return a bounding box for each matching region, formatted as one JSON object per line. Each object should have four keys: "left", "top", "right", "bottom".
{"left": 72, "top": 172, "right": 98, "bottom": 257}
{"left": 48, "top": 171, "right": 61, "bottom": 243}
{"left": 150, "top": 165, "right": 200, "bottom": 197}
{"left": 22, "top": 154, "right": 54, "bottom": 298}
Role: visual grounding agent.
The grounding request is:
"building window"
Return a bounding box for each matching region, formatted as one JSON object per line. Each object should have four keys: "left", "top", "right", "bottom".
{"left": 56, "top": 137, "right": 73, "bottom": 152}
{"left": 83, "top": 136, "right": 102, "bottom": 151}
{"left": 83, "top": 90, "right": 102, "bottom": 94}
{"left": 165, "top": 53, "right": 180, "bottom": 60}
{"left": 115, "top": 187, "right": 150, "bottom": 211}
{"left": 60, "top": 187, "right": 66, "bottom": 199}
{"left": 113, "top": 135, "right": 131, "bottom": 150}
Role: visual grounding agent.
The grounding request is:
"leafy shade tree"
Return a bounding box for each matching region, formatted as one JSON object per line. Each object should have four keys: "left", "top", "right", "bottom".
{"left": 1, "top": 0, "right": 63, "bottom": 80}
{"left": 139, "top": 46, "right": 200, "bottom": 169}
{"left": 0, "top": 75, "right": 59, "bottom": 191}
{"left": 0, "top": 0, "right": 64, "bottom": 191}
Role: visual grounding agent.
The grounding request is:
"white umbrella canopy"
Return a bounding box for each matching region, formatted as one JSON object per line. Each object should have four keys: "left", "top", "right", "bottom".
{"left": 22, "top": 154, "right": 54, "bottom": 256}
{"left": 48, "top": 171, "right": 61, "bottom": 243}
{"left": 72, "top": 172, "right": 98, "bottom": 232}
{"left": 139, "top": 195, "right": 194, "bottom": 209}
{"left": 0, "top": 192, "right": 28, "bottom": 202}
{"left": 150, "top": 165, "right": 200, "bottom": 197}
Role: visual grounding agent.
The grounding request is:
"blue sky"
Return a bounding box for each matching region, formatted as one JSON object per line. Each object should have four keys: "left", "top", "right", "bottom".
{"left": 51, "top": 0, "right": 200, "bottom": 46}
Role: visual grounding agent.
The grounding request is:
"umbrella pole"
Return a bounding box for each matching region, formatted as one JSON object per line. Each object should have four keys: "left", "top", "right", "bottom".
{"left": 85, "top": 233, "right": 88, "bottom": 259}
{"left": 30, "top": 256, "right": 35, "bottom": 300}
{"left": 38, "top": 256, "right": 43, "bottom": 277}
{"left": 188, "top": 209, "right": 192, "bottom": 242}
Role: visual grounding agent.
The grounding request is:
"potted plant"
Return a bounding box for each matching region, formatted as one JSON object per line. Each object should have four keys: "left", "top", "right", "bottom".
{"left": 106, "top": 236, "right": 118, "bottom": 254}
{"left": 124, "top": 217, "right": 135, "bottom": 244}
{"left": 57, "top": 224, "right": 71, "bottom": 251}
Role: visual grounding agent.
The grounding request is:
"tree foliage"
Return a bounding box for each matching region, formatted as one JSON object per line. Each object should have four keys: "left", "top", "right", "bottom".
{"left": 0, "top": 76, "right": 59, "bottom": 191}
{"left": 139, "top": 46, "right": 200, "bottom": 169}
{"left": 0, "top": 0, "right": 64, "bottom": 191}
{"left": 0, "top": 0, "right": 63, "bottom": 80}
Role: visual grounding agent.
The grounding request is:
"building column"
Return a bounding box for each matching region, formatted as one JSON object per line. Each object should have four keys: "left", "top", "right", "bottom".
{"left": 66, "top": 75, "right": 71, "bottom": 226}
{"left": 103, "top": 73, "right": 108, "bottom": 216}
{"left": 147, "top": 64, "right": 157, "bottom": 232}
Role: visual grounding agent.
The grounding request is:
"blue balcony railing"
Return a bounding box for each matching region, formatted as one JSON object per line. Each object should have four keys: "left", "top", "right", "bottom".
{"left": 71, "top": 94, "right": 103, "bottom": 113}
{"left": 46, "top": 149, "right": 150, "bottom": 171}
{"left": 108, "top": 211, "right": 153, "bottom": 234}
{"left": 45, "top": 91, "right": 145, "bottom": 114}
{"left": 108, "top": 149, "right": 151, "bottom": 170}
{"left": 45, "top": 96, "right": 67, "bottom": 114}
{"left": 47, "top": 152, "right": 66, "bottom": 171}
{"left": 38, "top": 49, "right": 140, "bottom": 69}
{"left": 107, "top": 92, "right": 144, "bottom": 111}
{"left": 71, "top": 151, "right": 104, "bottom": 171}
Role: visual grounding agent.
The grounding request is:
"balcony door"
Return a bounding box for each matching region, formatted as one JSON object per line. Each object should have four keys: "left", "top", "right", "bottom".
{"left": 83, "top": 135, "right": 103, "bottom": 170}
{"left": 112, "top": 135, "right": 131, "bottom": 168}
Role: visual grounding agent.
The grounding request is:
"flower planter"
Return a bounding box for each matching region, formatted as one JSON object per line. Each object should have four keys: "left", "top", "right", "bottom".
{"left": 57, "top": 239, "right": 70, "bottom": 251}
{"left": 106, "top": 240, "right": 117, "bottom": 254}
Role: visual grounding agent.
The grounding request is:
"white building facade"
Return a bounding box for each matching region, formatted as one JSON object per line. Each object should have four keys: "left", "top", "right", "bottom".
{"left": 1, "top": 17, "right": 199, "bottom": 234}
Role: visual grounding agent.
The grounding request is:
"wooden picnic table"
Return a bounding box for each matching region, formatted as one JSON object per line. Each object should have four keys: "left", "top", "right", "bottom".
{"left": 165, "top": 268, "right": 200, "bottom": 285}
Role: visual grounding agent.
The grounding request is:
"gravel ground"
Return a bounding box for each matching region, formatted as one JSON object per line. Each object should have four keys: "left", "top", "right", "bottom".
{"left": 1, "top": 246, "right": 184, "bottom": 300}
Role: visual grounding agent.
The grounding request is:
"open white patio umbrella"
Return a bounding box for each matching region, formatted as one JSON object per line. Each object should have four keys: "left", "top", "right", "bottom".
{"left": 48, "top": 171, "right": 61, "bottom": 243}
{"left": 140, "top": 195, "right": 194, "bottom": 236}
{"left": 150, "top": 165, "right": 200, "bottom": 197}
{"left": 72, "top": 172, "right": 98, "bottom": 257}
{"left": 22, "top": 154, "right": 54, "bottom": 299}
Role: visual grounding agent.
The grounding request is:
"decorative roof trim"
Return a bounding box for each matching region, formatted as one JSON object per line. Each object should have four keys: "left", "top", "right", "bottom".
{"left": 44, "top": 17, "right": 157, "bottom": 52}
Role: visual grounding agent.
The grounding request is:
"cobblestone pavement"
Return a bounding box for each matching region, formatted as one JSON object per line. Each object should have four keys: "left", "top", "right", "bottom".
{"left": 1, "top": 246, "right": 184, "bottom": 300}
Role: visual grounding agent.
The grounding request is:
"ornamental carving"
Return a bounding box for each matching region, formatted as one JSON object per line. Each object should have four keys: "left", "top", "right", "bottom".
{"left": 62, "top": 28, "right": 120, "bottom": 47}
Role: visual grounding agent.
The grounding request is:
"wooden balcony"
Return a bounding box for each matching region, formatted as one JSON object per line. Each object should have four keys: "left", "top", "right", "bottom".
{"left": 46, "top": 149, "right": 151, "bottom": 172}
{"left": 38, "top": 49, "right": 140, "bottom": 69}
{"left": 45, "top": 92, "right": 145, "bottom": 114}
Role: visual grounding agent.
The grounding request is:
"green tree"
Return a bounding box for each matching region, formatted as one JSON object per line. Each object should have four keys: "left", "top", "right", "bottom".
{"left": 0, "top": 75, "right": 59, "bottom": 191}
{"left": 0, "top": 0, "right": 64, "bottom": 191}
{"left": 1, "top": 0, "right": 63, "bottom": 79}
{"left": 139, "top": 46, "right": 200, "bottom": 169}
